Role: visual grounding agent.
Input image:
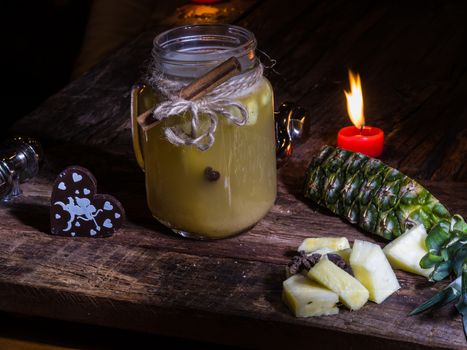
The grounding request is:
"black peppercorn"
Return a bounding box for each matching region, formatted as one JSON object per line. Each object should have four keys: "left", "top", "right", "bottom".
{"left": 204, "top": 167, "right": 220, "bottom": 182}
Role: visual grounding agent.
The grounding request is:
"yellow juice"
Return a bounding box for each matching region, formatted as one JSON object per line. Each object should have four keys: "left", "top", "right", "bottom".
{"left": 136, "top": 77, "right": 276, "bottom": 238}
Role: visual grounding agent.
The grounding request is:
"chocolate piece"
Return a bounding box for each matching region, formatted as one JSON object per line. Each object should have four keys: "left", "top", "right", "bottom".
{"left": 50, "top": 166, "right": 124, "bottom": 237}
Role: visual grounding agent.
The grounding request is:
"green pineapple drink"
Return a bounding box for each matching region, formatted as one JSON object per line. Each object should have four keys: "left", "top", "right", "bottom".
{"left": 136, "top": 77, "right": 276, "bottom": 238}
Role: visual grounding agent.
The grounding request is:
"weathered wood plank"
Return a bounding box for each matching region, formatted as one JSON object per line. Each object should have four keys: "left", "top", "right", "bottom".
{"left": 0, "top": 175, "right": 466, "bottom": 349}
{"left": 0, "top": 139, "right": 465, "bottom": 349}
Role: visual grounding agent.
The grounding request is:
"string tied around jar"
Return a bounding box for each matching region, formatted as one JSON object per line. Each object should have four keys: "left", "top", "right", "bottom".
{"left": 140, "top": 58, "right": 264, "bottom": 151}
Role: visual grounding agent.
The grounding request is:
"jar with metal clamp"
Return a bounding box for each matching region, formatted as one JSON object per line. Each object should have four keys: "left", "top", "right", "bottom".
{"left": 131, "top": 24, "right": 306, "bottom": 239}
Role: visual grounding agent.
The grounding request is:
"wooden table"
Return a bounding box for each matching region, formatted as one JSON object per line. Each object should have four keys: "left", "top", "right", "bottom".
{"left": 2, "top": 0, "right": 467, "bottom": 348}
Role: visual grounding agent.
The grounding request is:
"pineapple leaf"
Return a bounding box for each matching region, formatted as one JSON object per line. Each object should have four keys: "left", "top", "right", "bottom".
{"left": 409, "top": 275, "right": 461, "bottom": 316}
{"left": 455, "top": 266, "right": 467, "bottom": 340}
{"left": 430, "top": 261, "right": 452, "bottom": 282}
{"left": 426, "top": 220, "right": 451, "bottom": 253}
{"left": 420, "top": 253, "right": 444, "bottom": 269}
{"left": 441, "top": 248, "right": 450, "bottom": 261}
{"left": 453, "top": 247, "right": 467, "bottom": 277}
{"left": 452, "top": 214, "right": 467, "bottom": 233}
{"left": 445, "top": 238, "right": 463, "bottom": 256}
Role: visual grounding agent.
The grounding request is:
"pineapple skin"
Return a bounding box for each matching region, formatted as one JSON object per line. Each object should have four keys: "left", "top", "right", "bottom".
{"left": 308, "top": 257, "right": 369, "bottom": 310}
{"left": 282, "top": 274, "right": 339, "bottom": 317}
{"left": 298, "top": 237, "right": 350, "bottom": 253}
{"left": 350, "top": 240, "right": 401, "bottom": 304}
{"left": 383, "top": 225, "right": 434, "bottom": 277}
{"left": 303, "top": 146, "right": 451, "bottom": 240}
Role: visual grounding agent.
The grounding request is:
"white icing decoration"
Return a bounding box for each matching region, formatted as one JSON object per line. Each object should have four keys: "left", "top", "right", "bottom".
{"left": 58, "top": 182, "right": 66, "bottom": 190}
{"left": 75, "top": 222, "right": 80, "bottom": 227}
{"left": 54, "top": 196, "right": 103, "bottom": 232}
{"left": 75, "top": 190, "right": 79, "bottom": 194}
{"left": 83, "top": 188, "right": 91, "bottom": 195}
{"left": 55, "top": 214, "right": 61, "bottom": 219}
{"left": 114, "top": 213, "right": 121, "bottom": 219}
{"left": 72, "top": 173, "right": 83, "bottom": 182}
{"left": 71, "top": 232, "right": 76, "bottom": 237}
{"left": 103, "top": 201, "right": 113, "bottom": 210}
{"left": 103, "top": 219, "right": 113, "bottom": 228}
{"left": 90, "top": 229, "right": 97, "bottom": 236}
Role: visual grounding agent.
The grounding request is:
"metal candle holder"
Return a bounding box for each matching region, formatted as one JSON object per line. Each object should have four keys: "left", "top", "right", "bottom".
{"left": 0, "top": 136, "right": 43, "bottom": 201}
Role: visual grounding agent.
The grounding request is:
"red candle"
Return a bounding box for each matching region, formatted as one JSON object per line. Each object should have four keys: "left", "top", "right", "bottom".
{"left": 338, "top": 69, "right": 384, "bottom": 157}
{"left": 337, "top": 126, "right": 384, "bottom": 157}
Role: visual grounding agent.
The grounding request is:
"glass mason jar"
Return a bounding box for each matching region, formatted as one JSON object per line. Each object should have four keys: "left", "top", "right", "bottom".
{"left": 131, "top": 24, "right": 276, "bottom": 239}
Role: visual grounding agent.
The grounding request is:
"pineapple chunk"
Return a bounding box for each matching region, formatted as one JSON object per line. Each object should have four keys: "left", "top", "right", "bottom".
{"left": 308, "top": 257, "right": 369, "bottom": 310}
{"left": 298, "top": 237, "right": 350, "bottom": 253}
{"left": 350, "top": 240, "right": 401, "bottom": 304}
{"left": 304, "top": 247, "right": 352, "bottom": 263}
{"left": 336, "top": 248, "right": 352, "bottom": 264}
{"left": 310, "top": 247, "right": 334, "bottom": 255}
{"left": 383, "top": 225, "right": 433, "bottom": 278}
{"left": 282, "top": 274, "right": 339, "bottom": 317}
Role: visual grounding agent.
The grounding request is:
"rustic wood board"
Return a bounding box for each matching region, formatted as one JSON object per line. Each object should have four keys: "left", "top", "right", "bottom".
{"left": 5, "top": 0, "right": 467, "bottom": 348}
{"left": 0, "top": 167, "right": 465, "bottom": 349}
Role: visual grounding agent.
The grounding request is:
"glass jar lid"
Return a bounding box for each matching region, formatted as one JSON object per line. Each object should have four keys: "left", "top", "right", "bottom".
{"left": 152, "top": 24, "right": 257, "bottom": 79}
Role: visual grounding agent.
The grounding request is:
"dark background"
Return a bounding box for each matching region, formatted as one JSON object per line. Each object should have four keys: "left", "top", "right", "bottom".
{"left": 2, "top": 1, "right": 91, "bottom": 139}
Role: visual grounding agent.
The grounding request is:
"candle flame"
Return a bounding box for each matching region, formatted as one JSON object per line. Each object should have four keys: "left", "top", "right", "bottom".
{"left": 344, "top": 69, "right": 365, "bottom": 129}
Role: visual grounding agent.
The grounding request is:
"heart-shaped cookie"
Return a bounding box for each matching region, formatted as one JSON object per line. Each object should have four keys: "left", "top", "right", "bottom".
{"left": 50, "top": 166, "right": 124, "bottom": 237}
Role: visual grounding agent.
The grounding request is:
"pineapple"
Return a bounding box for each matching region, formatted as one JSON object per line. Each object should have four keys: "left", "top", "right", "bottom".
{"left": 298, "top": 237, "right": 350, "bottom": 253}
{"left": 282, "top": 274, "right": 339, "bottom": 317}
{"left": 336, "top": 248, "right": 352, "bottom": 264}
{"left": 308, "top": 257, "right": 369, "bottom": 310}
{"left": 312, "top": 247, "right": 352, "bottom": 264}
{"left": 350, "top": 240, "right": 400, "bottom": 303}
{"left": 303, "top": 146, "right": 451, "bottom": 240}
{"left": 383, "top": 224, "right": 434, "bottom": 278}
{"left": 310, "top": 247, "right": 335, "bottom": 256}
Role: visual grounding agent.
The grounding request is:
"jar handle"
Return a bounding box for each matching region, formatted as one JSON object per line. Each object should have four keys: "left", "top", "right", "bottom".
{"left": 131, "top": 83, "right": 146, "bottom": 171}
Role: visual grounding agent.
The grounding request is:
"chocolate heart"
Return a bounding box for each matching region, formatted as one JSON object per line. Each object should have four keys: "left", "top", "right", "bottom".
{"left": 50, "top": 166, "right": 124, "bottom": 237}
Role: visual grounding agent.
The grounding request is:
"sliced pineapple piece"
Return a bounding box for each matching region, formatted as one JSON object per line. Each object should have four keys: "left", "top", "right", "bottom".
{"left": 350, "top": 240, "right": 400, "bottom": 304}
{"left": 304, "top": 247, "right": 351, "bottom": 264}
{"left": 310, "top": 247, "right": 334, "bottom": 256}
{"left": 383, "top": 225, "right": 433, "bottom": 278}
{"left": 298, "top": 237, "right": 350, "bottom": 253}
{"left": 335, "top": 248, "right": 352, "bottom": 264}
{"left": 308, "top": 257, "right": 369, "bottom": 310}
{"left": 282, "top": 274, "right": 339, "bottom": 317}
{"left": 309, "top": 247, "right": 352, "bottom": 263}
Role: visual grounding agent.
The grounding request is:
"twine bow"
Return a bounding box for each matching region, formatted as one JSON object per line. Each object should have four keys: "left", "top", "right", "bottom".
{"left": 147, "top": 63, "right": 263, "bottom": 151}
{"left": 153, "top": 97, "right": 248, "bottom": 151}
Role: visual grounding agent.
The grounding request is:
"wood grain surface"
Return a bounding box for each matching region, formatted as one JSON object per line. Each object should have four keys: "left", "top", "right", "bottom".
{"left": 4, "top": 0, "right": 467, "bottom": 348}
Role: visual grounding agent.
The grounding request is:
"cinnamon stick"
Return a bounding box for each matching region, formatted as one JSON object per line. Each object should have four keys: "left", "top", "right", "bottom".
{"left": 137, "top": 57, "right": 241, "bottom": 132}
